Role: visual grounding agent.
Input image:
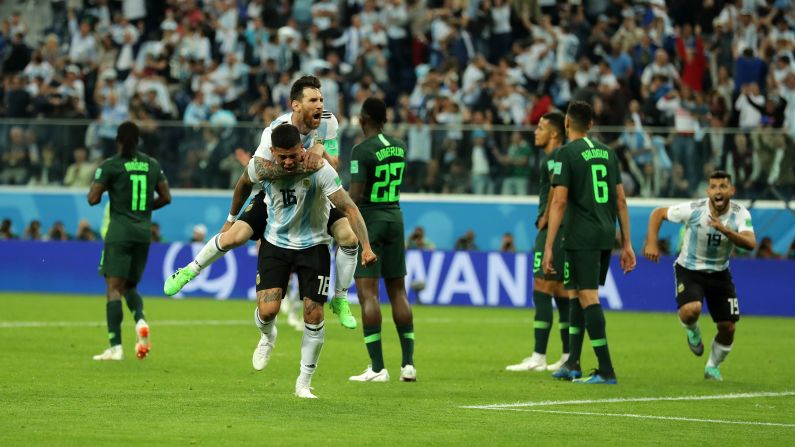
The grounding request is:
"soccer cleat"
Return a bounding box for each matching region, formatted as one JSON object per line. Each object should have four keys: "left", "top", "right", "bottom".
{"left": 704, "top": 366, "right": 723, "bottom": 381}
{"left": 506, "top": 353, "right": 547, "bottom": 371}
{"left": 574, "top": 369, "right": 618, "bottom": 385}
{"left": 93, "top": 345, "right": 123, "bottom": 361}
{"left": 252, "top": 328, "right": 277, "bottom": 371}
{"left": 163, "top": 267, "right": 197, "bottom": 296}
{"left": 400, "top": 364, "right": 417, "bottom": 382}
{"left": 546, "top": 354, "right": 570, "bottom": 371}
{"left": 349, "top": 366, "right": 390, "bottom": 382}
{"left": 330, "top": 296, "right": 357, "bottom": 329}
{"left": 295, "top": 381, "right": 318, "bottom": 399}
{"left": 687, "top": 329, "right": 704, "bottom": 356}
{"left": 135, "top": 320, "right": 151, "bottom": 359}
{"left": 551, "top": 364, "right": 582, "bottom": 381}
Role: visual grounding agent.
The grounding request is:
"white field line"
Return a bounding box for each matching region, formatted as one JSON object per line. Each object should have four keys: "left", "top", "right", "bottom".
{"left": 0, "top": 316, "right": 519, "bottom": 329}
{"left": 461, "top": 391, "right": 795, "bottom": 410}
{"left": 497, "top": 408, "right": 795, "bottom": 428}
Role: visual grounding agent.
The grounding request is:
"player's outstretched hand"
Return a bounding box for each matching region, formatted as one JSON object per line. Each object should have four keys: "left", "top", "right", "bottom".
{"left": 302, "top": 151, "right": 324, "bottom": 172}
{"left": 643, "top": 240, "right": 660, "bottom": 263}
{"left": 621, "top": 246, "right": 637, "bottom": 274}
{"left": 542, "top": 248, "right": 555, "bottom": 276}
{"left": 220, "top": 221, "right": 233, "bottom": 233}
{"left": 706, "top": 214, "right": 727, "bottom": 234}
{"left": 361, "top": 248, "right": 377, "bottom": 267}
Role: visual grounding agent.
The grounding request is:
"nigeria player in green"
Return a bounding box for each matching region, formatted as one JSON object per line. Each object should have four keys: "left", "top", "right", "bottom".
{"left": 543, "top": 101, "right": 636, "bottom": 384}
{"left": 506, "top": 112, "right": 570, "bottom": 372}
{"left": 88, "top": 121, "right": 171, "bottom": 360}
{"left": 347, "top": 97, "right": 416, "bottom": 382}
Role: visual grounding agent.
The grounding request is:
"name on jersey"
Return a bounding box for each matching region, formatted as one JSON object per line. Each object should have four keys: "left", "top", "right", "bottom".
{"left": 581, "top": 148, "right": 609, "bottom": 161}
{"left": 375, "top": 146, "right": 405, "bottom": 161}
{"left": 124, "top": 161, "right": 150, "bottom": 172}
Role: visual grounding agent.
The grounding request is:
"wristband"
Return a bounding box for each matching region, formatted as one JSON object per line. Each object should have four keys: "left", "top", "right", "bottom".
{"left": 227, "top": 214, "right": 238, "bottom": 223}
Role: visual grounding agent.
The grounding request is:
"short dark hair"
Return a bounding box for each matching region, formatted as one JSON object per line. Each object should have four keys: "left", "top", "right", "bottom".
{"left": 361, "top": 97, "right": 387, "bottom": 125}
{"left": 116, "top": 121, "right": 139, "bottom": 156}
{"left": 709, "top": 170, "right": 732, "bottom": 183}
{"left": 566, "top": 101, "right": 594, "bottom": 132}
{"left": 271, "top": 124, "right": 301, "bottom": 149}
{"left": 290, "top": 75, "right": 321, "bottom": 102}
{"left": 542, "top": 111, "right": 565, "bottom": 138}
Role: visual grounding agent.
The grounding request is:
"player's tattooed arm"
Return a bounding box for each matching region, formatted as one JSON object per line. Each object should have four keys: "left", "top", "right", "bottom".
{"left": 252, "top": 156, "right": 296, "bottom": 181}
{"left": 328, "top": 189, "right": 377, "bottom": 266}
{"left": 230, "top": 171, "right": 253, "bottom": 215}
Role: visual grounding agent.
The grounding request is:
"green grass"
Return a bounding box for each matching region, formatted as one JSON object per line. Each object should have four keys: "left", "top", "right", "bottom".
{"left": 1, "top": 292, "right": 794, "bottom": 446}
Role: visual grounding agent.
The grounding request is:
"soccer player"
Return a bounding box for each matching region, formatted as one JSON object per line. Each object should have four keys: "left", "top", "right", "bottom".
{"left": 543, "top": 101, "right": 636, "bottom": 384}
{"left": 248, "top": 124, "right": 376, "bottom": 398}
{"left": 643, "top": 171, "right": 755, "bottom": 381}
{"left": 346, "top": 97, "right": 416, "bottom": 383}
{"left": 506, "top": 112, "right": 570, "bottom": 372}
{"left": 164, "top": 76, "right": 360, "bottom": 329}
{"left": 88, "top": 121, "right": 171, "bottom": 360}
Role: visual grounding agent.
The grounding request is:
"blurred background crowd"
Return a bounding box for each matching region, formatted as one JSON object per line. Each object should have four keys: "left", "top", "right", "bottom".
{"left": 0, "top": 0, "right": 795, "bottom": 203}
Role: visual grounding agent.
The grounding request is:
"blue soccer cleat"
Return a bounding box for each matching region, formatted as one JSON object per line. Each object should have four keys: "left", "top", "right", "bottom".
{"left": 573, "top": 370, "right": 618, "bottom": 385}
{"left": 551, "top": 364, "right": 582, "bottom": 381}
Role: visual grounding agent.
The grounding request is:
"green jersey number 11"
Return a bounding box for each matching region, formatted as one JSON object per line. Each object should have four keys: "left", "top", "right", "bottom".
{"left": 371, "top": 162, "right": 405, "bottom": 203}
{"left": 130, "top": 174, "right": 147, "bottom": 211}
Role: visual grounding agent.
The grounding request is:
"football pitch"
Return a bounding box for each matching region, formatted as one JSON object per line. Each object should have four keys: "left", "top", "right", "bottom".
{"left": 1, "top": 293, "right": 793, "bottom": 446}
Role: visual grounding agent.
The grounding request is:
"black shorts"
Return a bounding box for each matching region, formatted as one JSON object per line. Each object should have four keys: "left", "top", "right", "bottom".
{"left": 99, "top": 241, "right": 150, "bottom": 283}
{"left": 563, "top": 249, "right": 611, "bottom": 290}
{"left": 256, "top": 239, "right": 331, "bottom": 303}
{"left": 238, "top": 191, "right": 345, "bottom": 241}
{"left": 674, "top": 264, "right": 740, "bottom": 322}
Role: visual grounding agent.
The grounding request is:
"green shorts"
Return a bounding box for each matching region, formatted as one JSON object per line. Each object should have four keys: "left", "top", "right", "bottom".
{"left": 355, "top": 208, "right": 406, "bottom": 279}
{"left": 564, "top": 249, "right": 611, "bottom": 291}
{"left": 533, "top": 227, "right": 565, "bottom": 281}
{"left": 99, "top": 241, "right": 151, "bottom": 283}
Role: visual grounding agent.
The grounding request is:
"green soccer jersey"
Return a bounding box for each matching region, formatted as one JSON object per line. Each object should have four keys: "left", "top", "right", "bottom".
{"left": 350, "top": 133, "right": 407, "bottom": 210}
{"left": 552, "top": 137, "right": 622, "bottom": 250}
{"left": 537, "top": 147, "right": 561, "bottom": 221}
{"left": 94, "top": 152, "right": 166, "bottom": 243}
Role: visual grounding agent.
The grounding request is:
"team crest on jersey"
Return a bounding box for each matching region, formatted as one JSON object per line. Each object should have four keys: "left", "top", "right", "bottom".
{"left": 302, "top": 178, "right": 311, "bottom": 188}
{"left": 256, "top": 273, "right": 261, "bottom": 286}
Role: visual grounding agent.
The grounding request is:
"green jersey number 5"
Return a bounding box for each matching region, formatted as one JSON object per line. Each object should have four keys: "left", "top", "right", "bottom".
{"left": 371, "top": 162, "right": 405, "bottom": 202}
{"left": 591, "top": 164, "right": 608, "bottom": 204}
{"left": 130, "top": 174, "right": 147, "bottom": 211}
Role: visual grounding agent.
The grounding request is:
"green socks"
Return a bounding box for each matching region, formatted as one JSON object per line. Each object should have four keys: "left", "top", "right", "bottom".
{"left": 363, "top": 325, "right": 384, "bottom": 372}
{"left": 584, "top": 304, "right": 614, "bottom": 375}
{"left": 396, "top": 324, "right": 415, "bottom": 367}
{"left": 124, "top": 289, "right": 145, "bottom": 322}
{"left": 567, "top": 299, "right": 584, "bottom": 368}
{"left": 554, "top": 296, "right": 570, "bottom": 354}
{"left": 106, "top": 300, "right": 123, "bottom": 346}
{"left": 533, "top": 291, "right": 553, "bottom": 355}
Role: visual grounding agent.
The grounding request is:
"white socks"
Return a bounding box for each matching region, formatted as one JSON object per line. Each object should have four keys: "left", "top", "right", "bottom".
{"left": 706, "top": 339, "right": 732, "bottom": 368}
{"left": 298, "top": 321, "right": 325, "bottom": 386}
{"left": 188, "top": 233, "right": 228, "bottom": 274}
{"left": 334, "top": 245, "right": 358, "bottom": 297}
{"left": 254, "top": 307, "right": 275, "bottom": 336}
{"left": 679, "top": 319, "right": 699, "bottom": 332}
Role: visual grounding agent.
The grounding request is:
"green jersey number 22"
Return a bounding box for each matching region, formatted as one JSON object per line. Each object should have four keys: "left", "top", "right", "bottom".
{"left": 371, "top": 162, "right": 405, "bottom": 202}
{"left": 130, "top": 174, "right": 147, "bottom": 211}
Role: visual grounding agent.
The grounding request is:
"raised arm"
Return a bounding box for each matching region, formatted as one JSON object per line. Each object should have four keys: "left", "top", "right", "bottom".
{"left": 643, "top": 207, "right": 669, "bottom": 263}
{"left": 327, "top": 188, "right": 377, "bottom": 266}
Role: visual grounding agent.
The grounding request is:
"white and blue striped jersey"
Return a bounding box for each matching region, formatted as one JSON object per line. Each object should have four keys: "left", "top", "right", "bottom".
{"left": 253, "top": 111, "right": 339, "bottom": 162}
{"left": 262, "top": 163, "right": 343, "bottom": 250}
{"left": 667, "top": 199, "right": 754, "bottom": 272}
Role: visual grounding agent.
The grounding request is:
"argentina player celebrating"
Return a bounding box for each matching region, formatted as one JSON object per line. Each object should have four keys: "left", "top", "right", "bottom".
{"left": 644, "top": 170, "right": 756, "bottom": 381}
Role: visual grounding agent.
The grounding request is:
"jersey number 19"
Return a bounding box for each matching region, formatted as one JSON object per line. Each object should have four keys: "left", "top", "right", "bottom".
{"left": 130, "top": 174, "right": 147, "bottom": 211}
{"left": 371, "top": 162, "right": 405, "bottom": 202}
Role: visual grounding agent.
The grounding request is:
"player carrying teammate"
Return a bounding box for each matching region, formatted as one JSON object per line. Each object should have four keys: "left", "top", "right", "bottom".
{"left": 346, "top": 97, "right": 416, "bottom": 382}
{"left": 88, "top": 121, "right": 171, "bottom": 360}
{"left": 644, "top": 171, "right": 755, "bottom": 381}
{"left": 249, "top": 124, "right": 376, "bottom": 398}
{"left": 543, "top": 101, "right": 636, "bottom": 384}
{"left": 506, "top": 112, "right": 570, "bottom": 372}
{"left": 164, "top": 76, "right": 360, "bottom": 329}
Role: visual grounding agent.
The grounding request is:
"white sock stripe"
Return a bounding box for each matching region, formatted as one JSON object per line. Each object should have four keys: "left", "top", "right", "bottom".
{"left": 214, "top": 234, "right": 229, "bottom": 253}
{"left": 339, "top": 245, "right": 358, "bottom": 256}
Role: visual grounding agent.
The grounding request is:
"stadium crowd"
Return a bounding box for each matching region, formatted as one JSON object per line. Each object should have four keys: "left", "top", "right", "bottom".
{"left": 0, "top": 0, "right": 795, "bottom": 201}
